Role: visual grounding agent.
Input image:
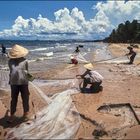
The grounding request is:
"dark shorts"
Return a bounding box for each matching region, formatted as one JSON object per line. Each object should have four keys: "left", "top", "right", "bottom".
{"left": 84, "top": 77, "right": 102, "bottom": 84}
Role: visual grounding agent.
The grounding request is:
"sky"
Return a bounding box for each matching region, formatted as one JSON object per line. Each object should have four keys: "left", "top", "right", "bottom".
{"left": 0, "top": 0, "right": 139, "bottom": 40}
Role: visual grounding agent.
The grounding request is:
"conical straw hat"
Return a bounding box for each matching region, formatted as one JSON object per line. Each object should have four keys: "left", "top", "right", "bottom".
{"left": 8, "top": 44, "right": 29, "bottom": 59}
{"left": 84, "top": 63, "right": 93, "bottom": 70}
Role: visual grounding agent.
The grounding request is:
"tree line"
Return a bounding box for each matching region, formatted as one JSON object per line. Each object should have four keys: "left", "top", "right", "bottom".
{"left": 103, "top": 20, "right": 140, "bottom": 43}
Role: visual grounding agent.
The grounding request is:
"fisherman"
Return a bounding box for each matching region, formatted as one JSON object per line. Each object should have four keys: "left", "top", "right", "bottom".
{"left": 70, "top": 55, "right": 78, "bottom": 65}
{"left": 1, "top": 44, "right": 7, "bottom": 56}
{"left": 76, "top": 63, "right": 103, "bottom": 93}
{"left": 8, "top": 44, "right": 30, "bottom": 123}
{"left": 71, "top": 45, "right": 85, "bottom": 64}
{"left": 74, "top": 46, "right": 80, "bottom": 53}
{"left": 126, "top": 44, "right": 137, "bottom": 64}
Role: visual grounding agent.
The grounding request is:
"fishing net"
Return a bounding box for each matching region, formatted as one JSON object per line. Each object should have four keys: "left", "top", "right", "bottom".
{"left": 0, "top": 69, "right": 9, "bottom": 89}
{"left": 69, "top": 53, "right": 89, "bottom": 64}
{"left": 76, "top": 53, "right": 89, "bottom": 63}
{"left": 2, "top": 79, "right": 81, "bottom": 139}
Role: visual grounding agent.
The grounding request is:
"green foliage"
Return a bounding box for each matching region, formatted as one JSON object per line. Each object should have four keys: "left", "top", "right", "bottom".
{"left": 104, "top": 20, "right": 140, "bottom": 43}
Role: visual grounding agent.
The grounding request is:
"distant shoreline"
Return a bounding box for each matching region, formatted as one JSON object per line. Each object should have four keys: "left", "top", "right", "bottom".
{"left": 1, "top": 39, "right": 139, "bottom": 44}
{"left": 0, "top": 39, "right": 96, "bottom": 42}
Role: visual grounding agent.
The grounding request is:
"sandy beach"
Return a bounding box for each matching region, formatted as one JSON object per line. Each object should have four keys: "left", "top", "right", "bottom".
{"left": 0, "top": 43, "right": 140, "bottom": 139}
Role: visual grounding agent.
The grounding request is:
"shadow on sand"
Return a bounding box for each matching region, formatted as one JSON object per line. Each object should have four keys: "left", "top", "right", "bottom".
{"left": 80, "top": 86, "right": 103, "bottom": 94}
{"left": 122, "top": 62, "right": 134, "bottom": 65}
{"left": 72, "top": 111, "right": 99, "bottom": 126}
{"left": 0, "top": 110, "right": 28, "bottom": 129}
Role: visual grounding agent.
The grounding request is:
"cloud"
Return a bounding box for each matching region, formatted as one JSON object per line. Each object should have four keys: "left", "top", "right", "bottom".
{"left": 94, "top": 1, "right": 140, "bottom": 26}
{"left": 0, "top": 1, "right": 140, "bottom": 40}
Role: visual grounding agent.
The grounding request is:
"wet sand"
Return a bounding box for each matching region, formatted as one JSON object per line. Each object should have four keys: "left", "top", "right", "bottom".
{"left": 0, "top": 43, "right": 140, "bottom": 139}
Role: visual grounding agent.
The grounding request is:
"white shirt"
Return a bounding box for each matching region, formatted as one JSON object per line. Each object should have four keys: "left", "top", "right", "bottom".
{"left": 90, "top": 71, "right": 104, "bottom": 82}
{"left": 82, "top": 70, "right": 103, "bottom": 83}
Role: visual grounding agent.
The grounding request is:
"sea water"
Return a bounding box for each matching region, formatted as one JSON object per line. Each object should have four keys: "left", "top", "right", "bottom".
{"left": 0, "top": 40, "right": 110, "bottom": 70}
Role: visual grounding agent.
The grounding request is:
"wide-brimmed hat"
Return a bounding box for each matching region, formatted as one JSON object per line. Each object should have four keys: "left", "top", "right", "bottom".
{"left": 84, "top": 63, "right": 93, "bottom": 70}
{"left": 8, "top": 44, "right": 29, "bottom": 59}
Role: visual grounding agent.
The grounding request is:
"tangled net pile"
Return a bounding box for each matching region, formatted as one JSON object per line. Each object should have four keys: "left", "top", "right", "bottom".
{"left": 5, "top": 80, "right": 81, "bottom": 139}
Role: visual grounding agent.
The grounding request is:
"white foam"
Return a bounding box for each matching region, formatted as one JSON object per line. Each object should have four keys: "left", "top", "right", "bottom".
{"left": 30, "top": 47, "right": 54, "bottom": 52}
{"left": 55, "top": 45, "right": 66, "bottom": 49}
{"left": 40, "top": 52, "right": 53, "bottom": 57}
{"left": 30, "top": 48, "right": 48, "bottom": 52}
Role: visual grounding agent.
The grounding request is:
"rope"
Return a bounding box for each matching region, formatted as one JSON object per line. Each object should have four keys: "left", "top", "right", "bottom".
{"left": 93, "top": 56, "right": 128, "bottom": 63}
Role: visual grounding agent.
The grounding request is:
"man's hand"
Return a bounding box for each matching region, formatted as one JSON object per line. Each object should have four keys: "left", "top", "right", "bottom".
{"left": 76, "top": 75, "right": 82, "bottom": 79}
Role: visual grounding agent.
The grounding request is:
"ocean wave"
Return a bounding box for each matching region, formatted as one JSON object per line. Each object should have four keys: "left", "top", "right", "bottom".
{"left": 30, "top": 47, "right": 54, "bottom": 52}
{"left": 39, "top": 52, "right": 54, "bottom": 57}
{"left": 55, "top": 45, "right": 66, "bottom": 48}
{"left": 5, "top": 47, "right": 12, "bottom": 50}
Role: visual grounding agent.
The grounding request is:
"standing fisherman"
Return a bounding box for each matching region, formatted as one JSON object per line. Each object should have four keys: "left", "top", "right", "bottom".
{"left": 126, "top": 45, "right": 137, "bottom": 64}
{"left": 8, "top": 44, "right": 30, "bottom": 122}
{"left": 1, "top": 44, "right": 7, "bottom": 56}
{"left": 74, "top": 46, "right": 80, "bottom": 53}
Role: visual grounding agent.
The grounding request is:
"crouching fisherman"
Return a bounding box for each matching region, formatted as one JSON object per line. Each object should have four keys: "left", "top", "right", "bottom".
{"left": 7, "top": 44, "right": 30, "bottom": 123}
{"left": 70, "top": 55, "right": 78, "bottom": 65}
{"left": 76, "top": 63, "right": 103, "bottom": 93}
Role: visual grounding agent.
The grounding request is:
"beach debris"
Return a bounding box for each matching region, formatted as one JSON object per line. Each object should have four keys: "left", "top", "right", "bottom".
{"left": 92, "top": 120, "right": 108, "bottom": 139}
{"left": 98, "top": 103, "right": 140, "bottom": 123}
{"left": 92, "top": 128, "right": 108, "bottom": 138}
{"left": 97, "top": 103, "right": 140, "bottom": 139}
